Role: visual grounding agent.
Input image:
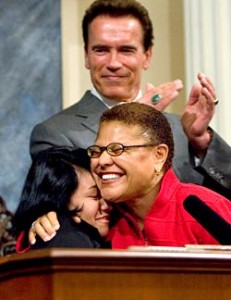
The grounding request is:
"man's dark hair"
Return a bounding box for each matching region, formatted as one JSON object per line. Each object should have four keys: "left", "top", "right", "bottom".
{"left": 82, "top": 0, "right": 154, "bottom": 51}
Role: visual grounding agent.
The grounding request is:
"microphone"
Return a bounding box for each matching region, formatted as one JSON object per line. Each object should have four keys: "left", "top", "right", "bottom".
{"left": 183, "top": 195, "right": 231, "bottom": 245}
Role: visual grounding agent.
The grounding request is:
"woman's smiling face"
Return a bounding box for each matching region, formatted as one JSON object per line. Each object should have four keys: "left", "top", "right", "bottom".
{"left": 90, "top": 121, "right": 158, "bottom": 204}
{"left": 68, "top": 167, "right": 111, "bottom": 237}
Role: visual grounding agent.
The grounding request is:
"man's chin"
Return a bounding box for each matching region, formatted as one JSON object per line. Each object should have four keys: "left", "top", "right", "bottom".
{"left": 100, "top": 89, "right": 132, "bottom": 102}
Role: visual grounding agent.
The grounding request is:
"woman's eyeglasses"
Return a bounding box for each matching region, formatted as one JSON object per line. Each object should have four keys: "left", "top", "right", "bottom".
{"left": 87, "top": 142, "right": 155, "bottom": 158}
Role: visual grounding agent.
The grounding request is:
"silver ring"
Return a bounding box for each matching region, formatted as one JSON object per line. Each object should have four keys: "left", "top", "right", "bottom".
{"left": 31, "top": 221, "right": 36, "bottom": 233}
{"left": 214, "top": 98, "right": 219, "bottom": 105}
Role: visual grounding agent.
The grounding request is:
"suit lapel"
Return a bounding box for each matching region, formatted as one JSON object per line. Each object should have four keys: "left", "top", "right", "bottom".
{"left": 76, "top": 91, "right": 107, "bottom": 134}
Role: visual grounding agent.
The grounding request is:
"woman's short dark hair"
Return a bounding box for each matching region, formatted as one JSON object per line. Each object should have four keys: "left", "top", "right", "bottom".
{"left": 99, "top": 102, "right": 174, "bottom": 170}
{"left": 82, "top": 0, "right": 154, "bottom": 51}
{"left": 13, "top": 147, "right": 90, "bottom": 235}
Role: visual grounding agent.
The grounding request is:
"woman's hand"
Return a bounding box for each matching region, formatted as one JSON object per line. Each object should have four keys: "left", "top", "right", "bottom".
{"left": 29, "top": 211, "right": 60, "bottom": 245}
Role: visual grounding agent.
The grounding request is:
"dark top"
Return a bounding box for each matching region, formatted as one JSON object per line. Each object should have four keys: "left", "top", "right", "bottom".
{"left": 31, "top": 214, "right": 110, "bottom": 250}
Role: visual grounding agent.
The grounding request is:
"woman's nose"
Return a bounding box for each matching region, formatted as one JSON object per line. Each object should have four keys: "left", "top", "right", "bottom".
{"left": 98, "top": 149, "right": 114, "bottom": 165}
{"left": 99, "top": 198, "right": 112, "bottom": 212}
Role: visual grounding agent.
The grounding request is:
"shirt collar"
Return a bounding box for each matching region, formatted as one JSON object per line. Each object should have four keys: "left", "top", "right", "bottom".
{"left": 91, "top": 87, "right": 142, "bottom": 108}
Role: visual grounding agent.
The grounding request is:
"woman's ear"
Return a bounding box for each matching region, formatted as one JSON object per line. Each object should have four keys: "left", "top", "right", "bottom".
{"left": 153, "top": 144, "right": 169, "bottom": 173}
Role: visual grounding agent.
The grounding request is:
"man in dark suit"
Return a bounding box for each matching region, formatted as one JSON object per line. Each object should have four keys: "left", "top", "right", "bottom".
{"left": 30, "top": 0, "right": 231, "bottom": 199}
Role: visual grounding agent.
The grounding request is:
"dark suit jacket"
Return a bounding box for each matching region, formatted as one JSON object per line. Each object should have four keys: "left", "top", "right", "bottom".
{"left": 30, "top": 91, "right": 231, "bottom": 199}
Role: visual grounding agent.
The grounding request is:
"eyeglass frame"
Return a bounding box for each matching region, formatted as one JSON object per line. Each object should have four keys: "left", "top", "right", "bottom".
{"left": 87, "top": 142, "right": 156, "bottom": 158}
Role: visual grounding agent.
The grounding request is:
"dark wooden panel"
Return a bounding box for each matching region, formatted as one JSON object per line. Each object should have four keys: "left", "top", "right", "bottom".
{"left": 1, "top": 249, "right": 231, "bottom": 300}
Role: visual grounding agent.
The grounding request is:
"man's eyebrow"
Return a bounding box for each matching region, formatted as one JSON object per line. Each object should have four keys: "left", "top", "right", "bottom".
{"left": 91, "top": 44, "right": 137, "bottom": 50}
{"left": 92, "top": 44, "right": 108, "bottom": 49}
{"left": 120, "top": 45, "right": 137, "bottom": 49}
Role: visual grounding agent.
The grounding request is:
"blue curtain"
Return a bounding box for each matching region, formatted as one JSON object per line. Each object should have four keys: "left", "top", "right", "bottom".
{"left": 0, "top": 0, "right": 62, "bottom": 212}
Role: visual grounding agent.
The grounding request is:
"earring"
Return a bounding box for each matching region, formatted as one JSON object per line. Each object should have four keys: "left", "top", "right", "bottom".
{"left": 73, "top": 215, "right": 81, "bottom": 224}
{"left": 155, "top": 169, "right": 160, "bottom": 176}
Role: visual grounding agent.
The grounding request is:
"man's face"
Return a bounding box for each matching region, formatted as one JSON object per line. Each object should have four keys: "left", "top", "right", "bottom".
{"left": 84, "top": 15, "right": 152, "bottom": 102}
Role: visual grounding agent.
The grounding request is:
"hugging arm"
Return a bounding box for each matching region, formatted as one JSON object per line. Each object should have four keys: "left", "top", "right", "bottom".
{"left": 29, "top": 211, "right": 60, "bottom": 245}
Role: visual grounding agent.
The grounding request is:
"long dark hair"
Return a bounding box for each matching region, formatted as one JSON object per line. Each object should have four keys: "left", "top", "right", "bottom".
{"left": 13, "top": 147, "right": 90, "bottom": 235}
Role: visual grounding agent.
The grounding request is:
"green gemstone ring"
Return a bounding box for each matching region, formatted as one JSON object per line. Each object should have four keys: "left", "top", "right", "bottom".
{"left": 151, "top": 94, "right": 161, "bottom": 104}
